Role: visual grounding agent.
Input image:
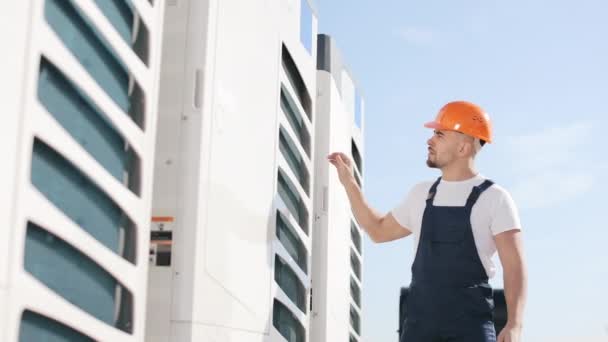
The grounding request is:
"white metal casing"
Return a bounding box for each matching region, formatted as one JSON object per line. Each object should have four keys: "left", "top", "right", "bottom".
{"left": 145, "top": 0, "right": 318, "bottom": 341}
{"left": 311, "top": 34, "right": 366, "bottom": 342}
{"left": 0, "top": 0, "right": 166, "bottom": 341}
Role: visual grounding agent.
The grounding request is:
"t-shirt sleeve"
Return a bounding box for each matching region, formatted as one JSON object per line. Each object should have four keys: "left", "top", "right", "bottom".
{"left": 490, "top": 189, "right": 522, "bottom": 235}
{"left": 390, "top": 186, "right": 417, "bottom": 231}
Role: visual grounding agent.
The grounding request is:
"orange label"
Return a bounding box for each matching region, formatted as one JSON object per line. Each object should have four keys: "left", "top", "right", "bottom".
{"left": 151, "top": 216, "right": 174, "bottom": 222}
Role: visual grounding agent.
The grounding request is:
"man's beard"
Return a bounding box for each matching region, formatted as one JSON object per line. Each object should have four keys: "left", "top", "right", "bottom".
{"left": 426, "top": 158, "right": 438, "bottom": 168}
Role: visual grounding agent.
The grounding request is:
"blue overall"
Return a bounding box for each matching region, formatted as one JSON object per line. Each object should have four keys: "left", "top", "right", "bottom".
{"left": 400, "top": 178, "right": 497, "bottom": 342}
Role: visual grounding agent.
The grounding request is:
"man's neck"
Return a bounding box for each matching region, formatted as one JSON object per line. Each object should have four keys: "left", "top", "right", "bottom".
{"left": 440, "top": 165, "right": 478, "bottom": 182}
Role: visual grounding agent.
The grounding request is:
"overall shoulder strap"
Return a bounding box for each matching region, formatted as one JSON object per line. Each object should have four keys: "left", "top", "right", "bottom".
{"left": 426, "top": 177, "right": 442, "bottom": 203}
{"left": 465, "top": 179, "right": 495, "bottom": 208}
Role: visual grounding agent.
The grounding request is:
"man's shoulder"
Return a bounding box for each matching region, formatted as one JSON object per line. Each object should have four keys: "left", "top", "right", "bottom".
{"left": 484, "top": 181, "right": 514, "bottom": 202}
{"left": 408, "top": 179, "right": 438, "bottom": 197}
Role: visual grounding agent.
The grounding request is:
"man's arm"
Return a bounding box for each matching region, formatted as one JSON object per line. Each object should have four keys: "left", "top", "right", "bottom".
{"left": 328, "top": 152, "right": 412, "bottom": 243}
{"left": 343, "top": 180, "right": 412, "bottom": 243}
{"left": 495, "top": 229, "right": 527, "bottom": 339}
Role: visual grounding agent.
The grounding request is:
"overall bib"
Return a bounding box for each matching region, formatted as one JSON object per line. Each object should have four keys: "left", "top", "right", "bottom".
{"left": 400, "top": 178, "right": 497, "bottom": 342}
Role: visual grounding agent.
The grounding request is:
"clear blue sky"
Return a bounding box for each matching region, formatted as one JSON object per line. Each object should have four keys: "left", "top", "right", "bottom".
{"left": 315, "top": 0, "right": 608, "bottom": 340}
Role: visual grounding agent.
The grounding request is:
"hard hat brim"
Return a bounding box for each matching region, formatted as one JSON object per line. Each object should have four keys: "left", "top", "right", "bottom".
{"left": 424, "top": 121, "right": 449, "bottom": 130}
{"left": 424, "top": 120, "right": 492, "bottom": 143}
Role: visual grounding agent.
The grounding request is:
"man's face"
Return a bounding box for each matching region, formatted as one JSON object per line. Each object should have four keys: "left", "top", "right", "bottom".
{"left": 426, "top": 129, "right": 472, "bottom": 168}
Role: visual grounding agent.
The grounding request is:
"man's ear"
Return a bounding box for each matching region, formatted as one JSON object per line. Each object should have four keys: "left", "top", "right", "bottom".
{"left": 459, "top": 140, "right": 474, "bottom": 157}
{"left": 458, "top": 140, "right": 469, "bottom": 155}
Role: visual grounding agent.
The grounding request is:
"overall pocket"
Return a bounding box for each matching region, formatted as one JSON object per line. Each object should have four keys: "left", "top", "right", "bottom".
{"left": 459, "top": 284, "right": 494, "bottom": 317}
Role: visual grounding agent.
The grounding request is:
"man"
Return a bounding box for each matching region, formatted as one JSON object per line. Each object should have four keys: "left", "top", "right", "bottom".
{"left": 328, "top": 101, "right": 527, "bottom": 342}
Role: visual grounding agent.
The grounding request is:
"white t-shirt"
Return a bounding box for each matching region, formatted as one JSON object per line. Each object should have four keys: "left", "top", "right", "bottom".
{"left": 390, "top": 174, "right": 521, "bottom": 279}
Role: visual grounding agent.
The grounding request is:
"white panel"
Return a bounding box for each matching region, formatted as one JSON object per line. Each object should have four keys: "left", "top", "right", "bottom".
{"left": 145, "top": 267, "right": 173, "bottom": 342}
{"left": 326, "top": 96, "right": 352, "bottom": 340}
{"left": 150, "top": 0, "right": 190, "bottom": 217}
{"left": 173, "top": 321, "right": 274, "bottom": 342}
{"left": 341, "top": 70, "right": 356, "bottom": 123}
{"left": 145, "top": 2, "right": 190, "bottom": 341}
{"left": 310, "top": 72, "right": 333, "bottom": 342}
{"left": 312, "top": 63, "right": 365, "bottom": 341}
{"left": 165, "top": 0, "right": 216, "bottom": 327}
{"left": 0, "top": 289, "right": 7, "bottom": 342}
{"left": 150, "top": 0, "right": 318, "bottom": 340}
{"left": 191, "top": 270, "right": 274, "bottom": 334}
{"left": 169, "top": 322, "right": 192, "bottom": 342}
{"left": 0, "top": 0, "right": 33, "bottom": 291}
{"left": 201, "top": 0, "right": 280, "bottom": 331}
{"left": 3, "top": 0, "right": 166, "bottom": 340}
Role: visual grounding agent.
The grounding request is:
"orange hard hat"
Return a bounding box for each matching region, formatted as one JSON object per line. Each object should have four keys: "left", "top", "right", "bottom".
{"left": 424, "top": 101, "right": 493, "bottom": 143}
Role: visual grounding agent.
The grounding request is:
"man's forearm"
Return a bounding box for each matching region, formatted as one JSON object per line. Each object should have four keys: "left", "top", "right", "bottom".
{"left": 343, "top": 180, "right": 382, "bottom": 239}
{"left": 503, "top": 262, "right": 527, "bottom": 326}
